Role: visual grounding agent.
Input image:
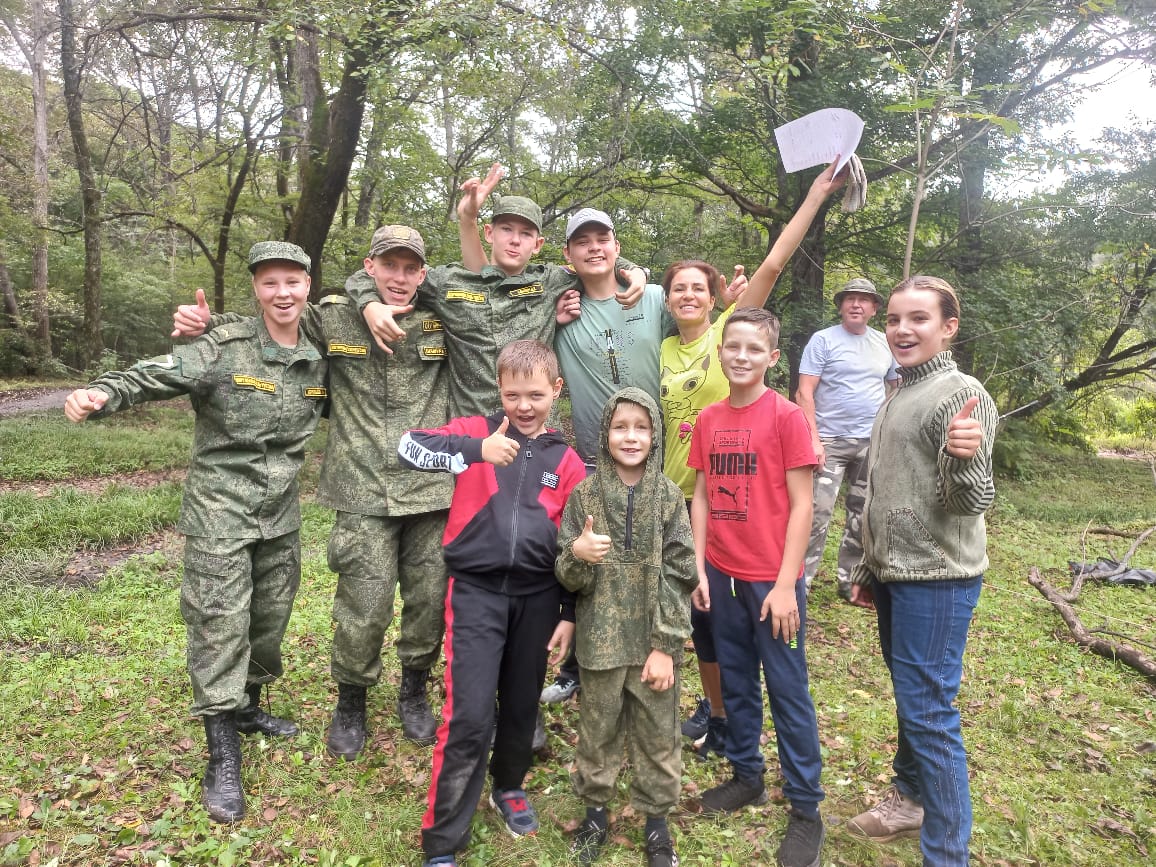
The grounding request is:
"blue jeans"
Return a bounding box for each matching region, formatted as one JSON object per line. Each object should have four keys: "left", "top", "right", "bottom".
{"left": 707, "top": 560, "right": 823, "bottom": 813}
{"left": 872, "top": 577, "right": 982, "bottom": 867}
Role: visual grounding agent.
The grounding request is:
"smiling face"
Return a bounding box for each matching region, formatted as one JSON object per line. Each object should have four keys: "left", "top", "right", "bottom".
{"left": 252, "top": 261, "right": 310, "bottom": 345}
{"left": 886, "top": 287, "right": 959, "bottom": 368}
{"left": 499, "top": 367, "right": 563, "bottom": 438}
{"left": 484, "top": 215, "right": 545, "bottom": 276}
{"left": 837, "top": 291, "right": 879, "bottom": 334}
{"left": 719, "top": 320, "right": 779, "bottom": 392}
{"left": 607, "top": 400, "right": 653, "bottom": 483}
{"left": 665, "top": 266, "right": 715, "bottom": 333}
{"left": 364, "top": 249, "right": 426, "bottom": 307}
{"left": 564, "top": 224, "right": 620, "bottom": 282}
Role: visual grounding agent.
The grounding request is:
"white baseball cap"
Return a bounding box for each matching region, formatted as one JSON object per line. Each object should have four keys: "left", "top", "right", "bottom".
{"left": 565, "top": 207, "right": 615, "bottom": 241}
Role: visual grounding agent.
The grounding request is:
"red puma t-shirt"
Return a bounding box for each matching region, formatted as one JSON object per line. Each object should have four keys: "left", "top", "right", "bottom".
{"left": 688, "top": 388, "right": 816, "bottom": 582}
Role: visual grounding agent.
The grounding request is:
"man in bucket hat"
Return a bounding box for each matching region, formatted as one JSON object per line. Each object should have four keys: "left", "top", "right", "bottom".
{"left": 795, "top": 277, "right": 898, "bottom": 602}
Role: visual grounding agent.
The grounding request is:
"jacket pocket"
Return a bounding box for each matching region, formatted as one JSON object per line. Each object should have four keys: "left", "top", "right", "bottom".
{"left": 885, "top": 508, "right": 948, "bottom": 578}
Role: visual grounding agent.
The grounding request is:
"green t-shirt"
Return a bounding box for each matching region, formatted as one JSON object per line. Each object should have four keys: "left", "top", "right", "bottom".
{"left": 555, "top": 283, "right": 671, "bottom": 462}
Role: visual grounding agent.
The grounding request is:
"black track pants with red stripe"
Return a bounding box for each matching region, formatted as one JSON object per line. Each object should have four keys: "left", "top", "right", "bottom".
{"left": 421, "top": 576, "right": 559, "bottom": 857}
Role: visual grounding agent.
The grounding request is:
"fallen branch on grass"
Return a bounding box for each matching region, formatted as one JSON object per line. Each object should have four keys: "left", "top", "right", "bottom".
{"left": 1028, "top": 567, "right": 1156, "bottom": 682}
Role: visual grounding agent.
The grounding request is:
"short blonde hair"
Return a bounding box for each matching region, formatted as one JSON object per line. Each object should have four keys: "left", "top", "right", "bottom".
{"left": 497, "top": 339, "right": 560, "bottom": 382}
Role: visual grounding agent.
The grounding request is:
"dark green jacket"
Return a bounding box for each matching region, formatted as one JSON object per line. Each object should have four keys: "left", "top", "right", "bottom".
{"left": 556, "top": 387, "right": 696, "bottom": 669}
{"left": 89, "top": 317, "right": 326, "bottom": 538}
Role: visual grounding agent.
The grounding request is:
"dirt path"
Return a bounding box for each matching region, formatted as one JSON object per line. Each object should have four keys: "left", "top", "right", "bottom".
{"left": 0, "top": 386, "right": 78, "bottom": 417}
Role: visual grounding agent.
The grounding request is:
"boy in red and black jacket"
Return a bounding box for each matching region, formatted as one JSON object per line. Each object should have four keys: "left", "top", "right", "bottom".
{"left": 398, "top": 339, "right": 586, "bottom": 867}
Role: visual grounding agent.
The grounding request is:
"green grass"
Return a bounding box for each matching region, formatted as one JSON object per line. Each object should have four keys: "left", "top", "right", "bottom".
{"left": 1, "top": 405, "right": 1155, "bottom": 865}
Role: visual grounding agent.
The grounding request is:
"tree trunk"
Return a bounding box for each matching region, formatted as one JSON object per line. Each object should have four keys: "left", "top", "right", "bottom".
{"left": 287, "top": 39, "right": 373, "bottom": 295}
{"left": 59, "top": 0, "right": 103, "bottom": 367}
{"left": 355, "top": 99, "right": 390, "bottom": 228}
{"left": 0, "top": 249, "right": 22, "bottom": 328}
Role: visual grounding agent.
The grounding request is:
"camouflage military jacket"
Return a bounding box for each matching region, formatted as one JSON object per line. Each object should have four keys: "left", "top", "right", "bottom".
{"left": 346, "top": 259, "right": 636, "bottom": 418}
{"left": 88, "top": 317, "right": 326, "bottom": 539}
{"left": 556, "top": 388, "right": 697, "bottom": 670}
{"left": 308, "top": 294, "right": 451, "bottom": 516}
{"left": 206, "top": 292, "right": 452, "bottom": 517}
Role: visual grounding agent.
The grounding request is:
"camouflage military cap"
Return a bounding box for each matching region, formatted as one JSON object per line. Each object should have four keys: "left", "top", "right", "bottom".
{"left": 248, "top": 241, "right": 311, "bottom": 273}
{"left": 492, "top": 195, "right": 543, "bottom": 233}
{"left": 834, "top": 277, "right": 884, "bottom": 306}
{"left": 368, "top": 225, "right": 427, "bottom": 263}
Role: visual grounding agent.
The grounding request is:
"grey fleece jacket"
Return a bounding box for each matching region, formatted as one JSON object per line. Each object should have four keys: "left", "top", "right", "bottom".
{"left": 852, "top": 352, "right": 998, "bottom": 585}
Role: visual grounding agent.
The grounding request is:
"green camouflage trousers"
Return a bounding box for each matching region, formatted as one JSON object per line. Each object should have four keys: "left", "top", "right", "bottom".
{"left": 181, "top": 532, "right": 300, "bottom": 716}
{"left": 572, "top": 665, "right": 682, "bottom": 815}
{"left": 804, "top": 436, "right": 870, "bottom": 587}
{"left": 328, "top": 510, "right": 449, "bottom": 684}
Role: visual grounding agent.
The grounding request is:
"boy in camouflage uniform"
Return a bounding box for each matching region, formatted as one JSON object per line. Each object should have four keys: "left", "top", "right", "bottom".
{"left": 346, "top": 165, "right": 645, "bottom": 417}
{"left": 172, "top": 227, "right": 451, "bottom": 756}
{"left": 66, "top": 242, "right": 327, "bottom": 825}
{"left": 556, "top": 387, "right": 697, "bottom": 867}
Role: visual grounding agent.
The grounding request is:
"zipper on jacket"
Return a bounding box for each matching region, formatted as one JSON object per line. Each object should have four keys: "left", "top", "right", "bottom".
{"left": 625, "top": 484, "right": 634, "bottom": 550}
{"left": 506, "top": 439, "right": 533, "bottom": 575}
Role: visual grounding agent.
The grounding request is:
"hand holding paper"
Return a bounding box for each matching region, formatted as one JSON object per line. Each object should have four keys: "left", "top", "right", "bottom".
{"left": 774, "top": 108, "right": 864, "bottom": 175}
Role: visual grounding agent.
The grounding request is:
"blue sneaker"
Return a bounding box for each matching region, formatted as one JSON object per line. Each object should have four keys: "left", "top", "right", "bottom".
{"left": 489, "top": 787, "right": 539, "bottom": 836}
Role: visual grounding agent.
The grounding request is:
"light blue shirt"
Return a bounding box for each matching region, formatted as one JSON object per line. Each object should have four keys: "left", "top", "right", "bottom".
{"left": 798, "top": 323, "right": 898, "bottom": 439}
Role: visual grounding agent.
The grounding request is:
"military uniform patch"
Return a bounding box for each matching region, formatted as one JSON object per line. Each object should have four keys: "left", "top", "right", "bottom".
{"left": 328, "top": 342, "right": 370, "bottom": 357}
{"left": 421, "top": 319, "right": 444, "bottom": 332}
{"left": 420, "top": 346, "right": 446, "bottom": 359}
{"left": 233, "top": 374, "right": 277, "bottom": 393}
{"left": 446, "top": 289, "right": 486, "bottom": 303}
{"left": 303, "top": 387, "right": 328, "bottom": 399}
{"left": 510, "top": 283, "right": 544, "bottom": 298}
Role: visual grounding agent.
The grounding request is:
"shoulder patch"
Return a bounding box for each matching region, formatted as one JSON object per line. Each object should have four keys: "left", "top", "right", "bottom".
{"left": 327, "top": 341, "right": 370, "bottom": 357}
{"left": 233, "top": 374, "right": 277, "bottom": 394}
{"left": 319, "top": 294, "right": 350, "bottom": 306}
{"left": 509, "top": 283, "right": 543, "bottom": 298}
{"left": 140, "top": 354, "right": 178, "bottom": 370}
{"left": 446, "top": 289, "right": 486, "bottom": 304}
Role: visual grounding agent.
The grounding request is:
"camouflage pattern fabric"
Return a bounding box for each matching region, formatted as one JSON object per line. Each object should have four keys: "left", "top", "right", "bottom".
{"left": 571, "top": 665, "right": 682, "bottom": 814}
{"left": 88, "top": 317, "right": 326, "bottom": 538}
{"left": 328, "top": 509, "right": 449, "bottom": 683}
{"left": 182, "top": 531, "right": 300, "bottom": 715}
{"left": 556, "top": 388, "right": 697, "bottom": 670}
{"left": 803, "top": 436, "right": 869, "bottom": 588}
{"left": 345, "top": 258, "right": 637, "bottom": 418}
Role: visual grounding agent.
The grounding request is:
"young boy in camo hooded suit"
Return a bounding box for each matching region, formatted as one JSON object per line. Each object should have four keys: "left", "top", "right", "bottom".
{"left": 66, "top": 242, "right": 327, "bottom": 825}
{"left": 556, "top": 387, "right": 697, "bottom": 867}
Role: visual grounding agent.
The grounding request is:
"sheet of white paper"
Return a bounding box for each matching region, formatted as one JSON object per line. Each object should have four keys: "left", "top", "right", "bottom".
{"left": 774, "top": 109, "right": 865, "bottom": 174}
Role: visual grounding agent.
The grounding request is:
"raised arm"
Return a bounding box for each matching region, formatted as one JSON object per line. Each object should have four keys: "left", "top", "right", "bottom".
{"left": 744, "top": 160, "right": 847, "bottom": 308}
{"left": 457, "top": 162, "right": 505, "bottom": 272}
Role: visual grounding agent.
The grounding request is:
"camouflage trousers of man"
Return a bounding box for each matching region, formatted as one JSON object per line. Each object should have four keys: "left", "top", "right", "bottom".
{"left": 328, "top": 510, "right": 449, "bottom": 685}
{"left": 181, "top": 532, "right": 300, "bottom": 716}
{"left": 804, "top": 436, "right": 870, "bottom": 595}
{"left": 572, "top": 664, "right": 682, "bottom": 816}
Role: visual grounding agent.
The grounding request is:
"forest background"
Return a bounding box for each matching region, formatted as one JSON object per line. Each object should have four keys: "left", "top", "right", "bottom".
{"left": 0, "top": 0, "right": 1153, "bottom": 444}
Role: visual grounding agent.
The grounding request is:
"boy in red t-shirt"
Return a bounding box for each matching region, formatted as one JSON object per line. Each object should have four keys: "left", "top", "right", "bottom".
{"left": 688, "top": 307, "right": 825, "bottom": 867}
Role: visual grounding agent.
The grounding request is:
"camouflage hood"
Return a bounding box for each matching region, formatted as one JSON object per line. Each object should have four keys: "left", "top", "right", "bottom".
{"left": 590, "top": 387, "right": 665, "bottom": 559}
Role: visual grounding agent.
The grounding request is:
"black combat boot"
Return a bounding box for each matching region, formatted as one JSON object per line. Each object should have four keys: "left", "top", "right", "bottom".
{"left": 397, "top": 668, "right": 437, "bottom": 746}
{"left": 235, "top": 682, "right": 299, "bottom": 738}
{"left": 327, "top": 682, "right": 368, "bottom": 761}
{"left": 202, "top": 712, "right": 245, "bottom": 823}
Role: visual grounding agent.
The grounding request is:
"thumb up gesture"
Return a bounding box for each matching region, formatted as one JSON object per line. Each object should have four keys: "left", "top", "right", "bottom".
{"left": 171, "top": 288, "right": 212, "bottom": 338}
{"left": 482, "top": 416, "right": 520, "bottom": 466}
{"left": 572, "top": 515, "right": 612, "bottom": 564}
{"left": 945, "top": 397, "right": 983, "bottom": 459}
